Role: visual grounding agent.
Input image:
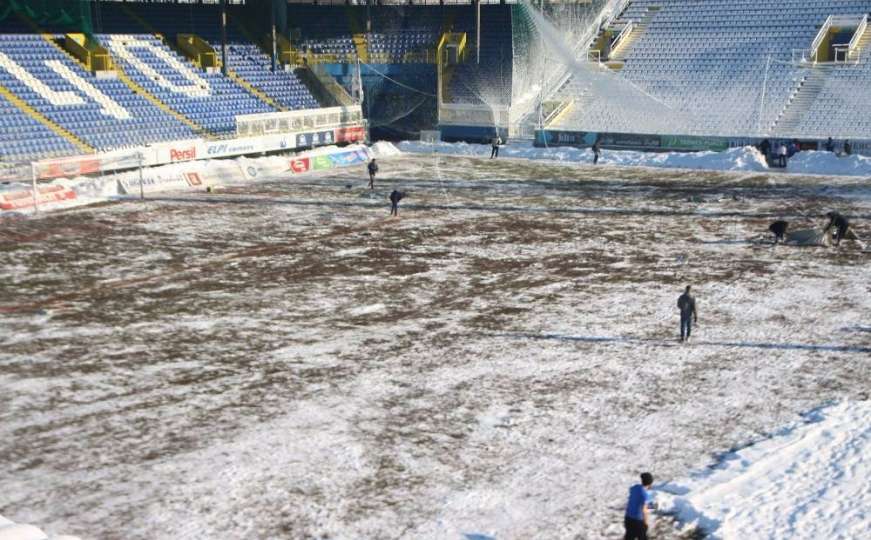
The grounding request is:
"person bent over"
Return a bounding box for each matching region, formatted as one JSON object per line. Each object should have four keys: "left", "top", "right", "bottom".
{"left": 823, "top": 211, "right": 850, "bottom": 246}
{"left": 769, "top": 220, "right": 788, "bottom": 244}
{"left": 624, "top": 472, "right": 654, "bottom": 540}
{"left": 677, "top": 285, "right": 698, "bottom": 342}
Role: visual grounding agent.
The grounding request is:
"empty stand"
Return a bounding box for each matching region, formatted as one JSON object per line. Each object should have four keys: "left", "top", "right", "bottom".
{"left": 0, "top": 91, "right": 79, "bottom": 161}
{"left": 448, "top": 6, "right": 513, "bottom": 105}
{"left": 554, "top": 0, "right": 871, "bottom": 137}
{"left": 0, "top": 32, "right": 197, "bottom": 159}
{"left": 108, "top": 3, "right": 320, "bottom": 112}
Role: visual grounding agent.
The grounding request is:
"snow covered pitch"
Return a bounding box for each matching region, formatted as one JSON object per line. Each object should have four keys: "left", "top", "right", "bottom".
{"left": 1, "top": 149, "right": 869, "bottom": 539}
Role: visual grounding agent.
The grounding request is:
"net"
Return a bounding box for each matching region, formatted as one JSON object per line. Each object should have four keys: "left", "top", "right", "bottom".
{"left": 1, "top": 0, "right": 93, "bottom": 35}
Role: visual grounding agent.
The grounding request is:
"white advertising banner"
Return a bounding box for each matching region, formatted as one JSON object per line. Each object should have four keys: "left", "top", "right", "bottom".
{"left": 116, "top": 163, "right": 213, "bottom": 195}
{"left": 148, "top": 139, "right": 206, "bottom": 165}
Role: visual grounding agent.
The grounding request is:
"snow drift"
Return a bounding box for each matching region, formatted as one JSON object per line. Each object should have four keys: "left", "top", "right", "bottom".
{"left": 398, "top": 140, "right": 871, "bottom": 177}
{"left": 0, "top": 515, "right": 81, "bottom": 540}
{"left": 656, "top": 401, "right": 871, "bottom": 540}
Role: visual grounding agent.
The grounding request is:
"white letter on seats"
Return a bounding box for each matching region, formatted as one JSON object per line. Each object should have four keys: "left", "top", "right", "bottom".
{"left": 46, "top": 60, "right": 131, "bottom": 120}
{"left": 0, "top": 51, "right": 84, "bottom": 106}
{"left": 107, "top": 35, "right": 210, "bottom": 97}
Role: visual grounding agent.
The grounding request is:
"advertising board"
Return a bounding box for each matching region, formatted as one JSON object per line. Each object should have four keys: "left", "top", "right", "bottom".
{"left": 0, "top": 184, "right": 77, "bottom": 210}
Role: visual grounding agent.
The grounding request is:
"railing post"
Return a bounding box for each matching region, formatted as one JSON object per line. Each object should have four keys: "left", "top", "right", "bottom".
{"left": 138, "top": 151, "right": 145, "bottom": 200}
{"left": 220, "top": 0, "right": 227, "bottom": 75}
{"left": 30, "top": 162, "right": 39, "bottom": 215}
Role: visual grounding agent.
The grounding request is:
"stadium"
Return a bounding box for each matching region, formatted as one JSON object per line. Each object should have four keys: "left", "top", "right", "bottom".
{"left": 1, "top": 1, "right": 870, "bottom": 539}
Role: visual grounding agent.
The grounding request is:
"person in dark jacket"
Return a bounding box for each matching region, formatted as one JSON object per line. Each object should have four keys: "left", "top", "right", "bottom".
{"left": 758, "top": 138, "right": 771, "bottom": 158}
{"left": 490, "top": 136, "right": 502, "bottom": 159}
{"left": 367, "top": 159, "right": 379, "bottom": 189}
{"left": 592, "top": 140, "right": 602, "bottom": 165}
{"left": 843, "top": 140, "right": 852, "bottom": 156}
{"left": 769, "top": 220, "right": 788, "bottom": 244}
{"left": 823, "top": 211, "right": 850, "bottom": 246}
{"left": 677, "top": 285, "right": 698, "bottom": 342}
{"left": 824, "top": 137, "right": 835, "bottom": 152}
{"left": 389, "top": 189, "right": 404, "bottom": 217}
{"left": 624, "top": 472, "right": 655, "bottom": 540}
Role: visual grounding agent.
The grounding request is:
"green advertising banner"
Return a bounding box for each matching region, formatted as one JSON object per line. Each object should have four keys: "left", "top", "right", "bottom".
{"left": 660, "top": 136, "right": 729, "bottom": 152}
{"left": 312, "top": 155, "right": 333, "bottom": 171}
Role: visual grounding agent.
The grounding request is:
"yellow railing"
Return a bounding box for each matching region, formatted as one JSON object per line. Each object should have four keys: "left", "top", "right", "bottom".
{"left": 177, "top": 34, "right": 218, "bottom": 69}
{"left": 65, "top": 33, "right": 113, "bottom": 72}
{"left": 352, "top": 33, "right": 369, "bottom": 63}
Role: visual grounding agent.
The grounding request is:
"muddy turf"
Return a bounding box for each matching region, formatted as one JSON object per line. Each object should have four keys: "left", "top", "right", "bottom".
{"left": 1, "top": 154, "right": 869, "bottom": 539}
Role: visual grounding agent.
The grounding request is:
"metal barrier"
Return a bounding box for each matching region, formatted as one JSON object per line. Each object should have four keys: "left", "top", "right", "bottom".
{"left": 235, "top": 105, "right": 365, "bottom": 138}
{"left": 849, "top": 14, "right": 868, "bottom": 60}
{"left": 809, "top": 15, "right": 833, "bottom": 63}
{"left": 609, "top": 20, "right": 635, "bottom": 57}
{"left": 438, "top": 103, "right": 509, "bottom": 130}
{"left": 543, "top": 98, "right": 574, "bottom": 127}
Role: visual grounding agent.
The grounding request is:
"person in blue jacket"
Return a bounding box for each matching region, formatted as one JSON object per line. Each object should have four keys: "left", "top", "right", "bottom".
{"left": 624, "top": 472, "right": 655, "bottom": 540}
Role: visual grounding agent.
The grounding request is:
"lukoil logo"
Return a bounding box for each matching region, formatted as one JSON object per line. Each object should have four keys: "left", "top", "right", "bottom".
{"left": 170, "top": 147, "right": 197, "bottom": 161}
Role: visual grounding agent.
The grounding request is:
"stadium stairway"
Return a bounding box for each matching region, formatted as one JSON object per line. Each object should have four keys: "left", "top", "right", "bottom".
{"left": 214, "top": 17, "right": 288, "bottom": 112}
{"left": 849, "top": 24, "right": 871, "bottom": 62}
{"left": 771, "top": 65, "right": 832, "bottom": 134}
{"left": 606, "top": 6, "right": 659, "bottom": 69}
{"left": 344, "top": 7, "right": 369, "bottom": 63}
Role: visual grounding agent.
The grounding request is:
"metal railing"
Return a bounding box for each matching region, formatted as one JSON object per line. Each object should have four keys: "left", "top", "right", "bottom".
{"left": 808, "top": 15, "right": 833, "bottom": 63}
{"left": 609, "top": 20, "right": 635, "bottom": 57}
{"left": 832, "top": 44, "right": 860, "bottom": 65}
{"left": 235, "top": 105, "right": 364, "bottom": 138}
{"left": 849, "top": 14, "right": 868, "bottom": 58}
{"left": 543, "top": 98, "right": 574, "bottom": 127}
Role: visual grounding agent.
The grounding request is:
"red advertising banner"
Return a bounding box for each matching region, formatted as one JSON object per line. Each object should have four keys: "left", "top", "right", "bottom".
{"left": 35, "top": 157, "right": 101, "bottom": 180}
{"left": 184, "top": 172, "right": 203, "bottom": 186}
{"left": 0, "top": 185, "right": 77, "bottom": 210}
{"left": 334, "top": 126, "right": 365, "bottom": 143}
{"left": 288, "top": 157, "right": 311, "bottom": 174}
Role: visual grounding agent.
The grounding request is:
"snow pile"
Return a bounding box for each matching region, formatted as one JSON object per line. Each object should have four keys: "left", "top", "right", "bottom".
{"left": 398, "top": 140, "right": 871, "bottom": 177}
{"left": 657, "top": 401, "right": 871, "bottom": 540}
{"left": 783, "top": 150, "right": 871, "bottom": 176}
{"left": 369, "top": 141, "right": 402, "bottom": 158}
{"left": 0, "top": 515, "right": 81, "bottom": 540}
{"left": 0, "top": 143, "right": 387, "bottom": 216}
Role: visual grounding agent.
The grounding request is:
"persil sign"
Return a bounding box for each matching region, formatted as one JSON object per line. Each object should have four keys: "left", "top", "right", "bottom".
{"left": 170, "top": 146, "right": 198, "bottom": 162}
